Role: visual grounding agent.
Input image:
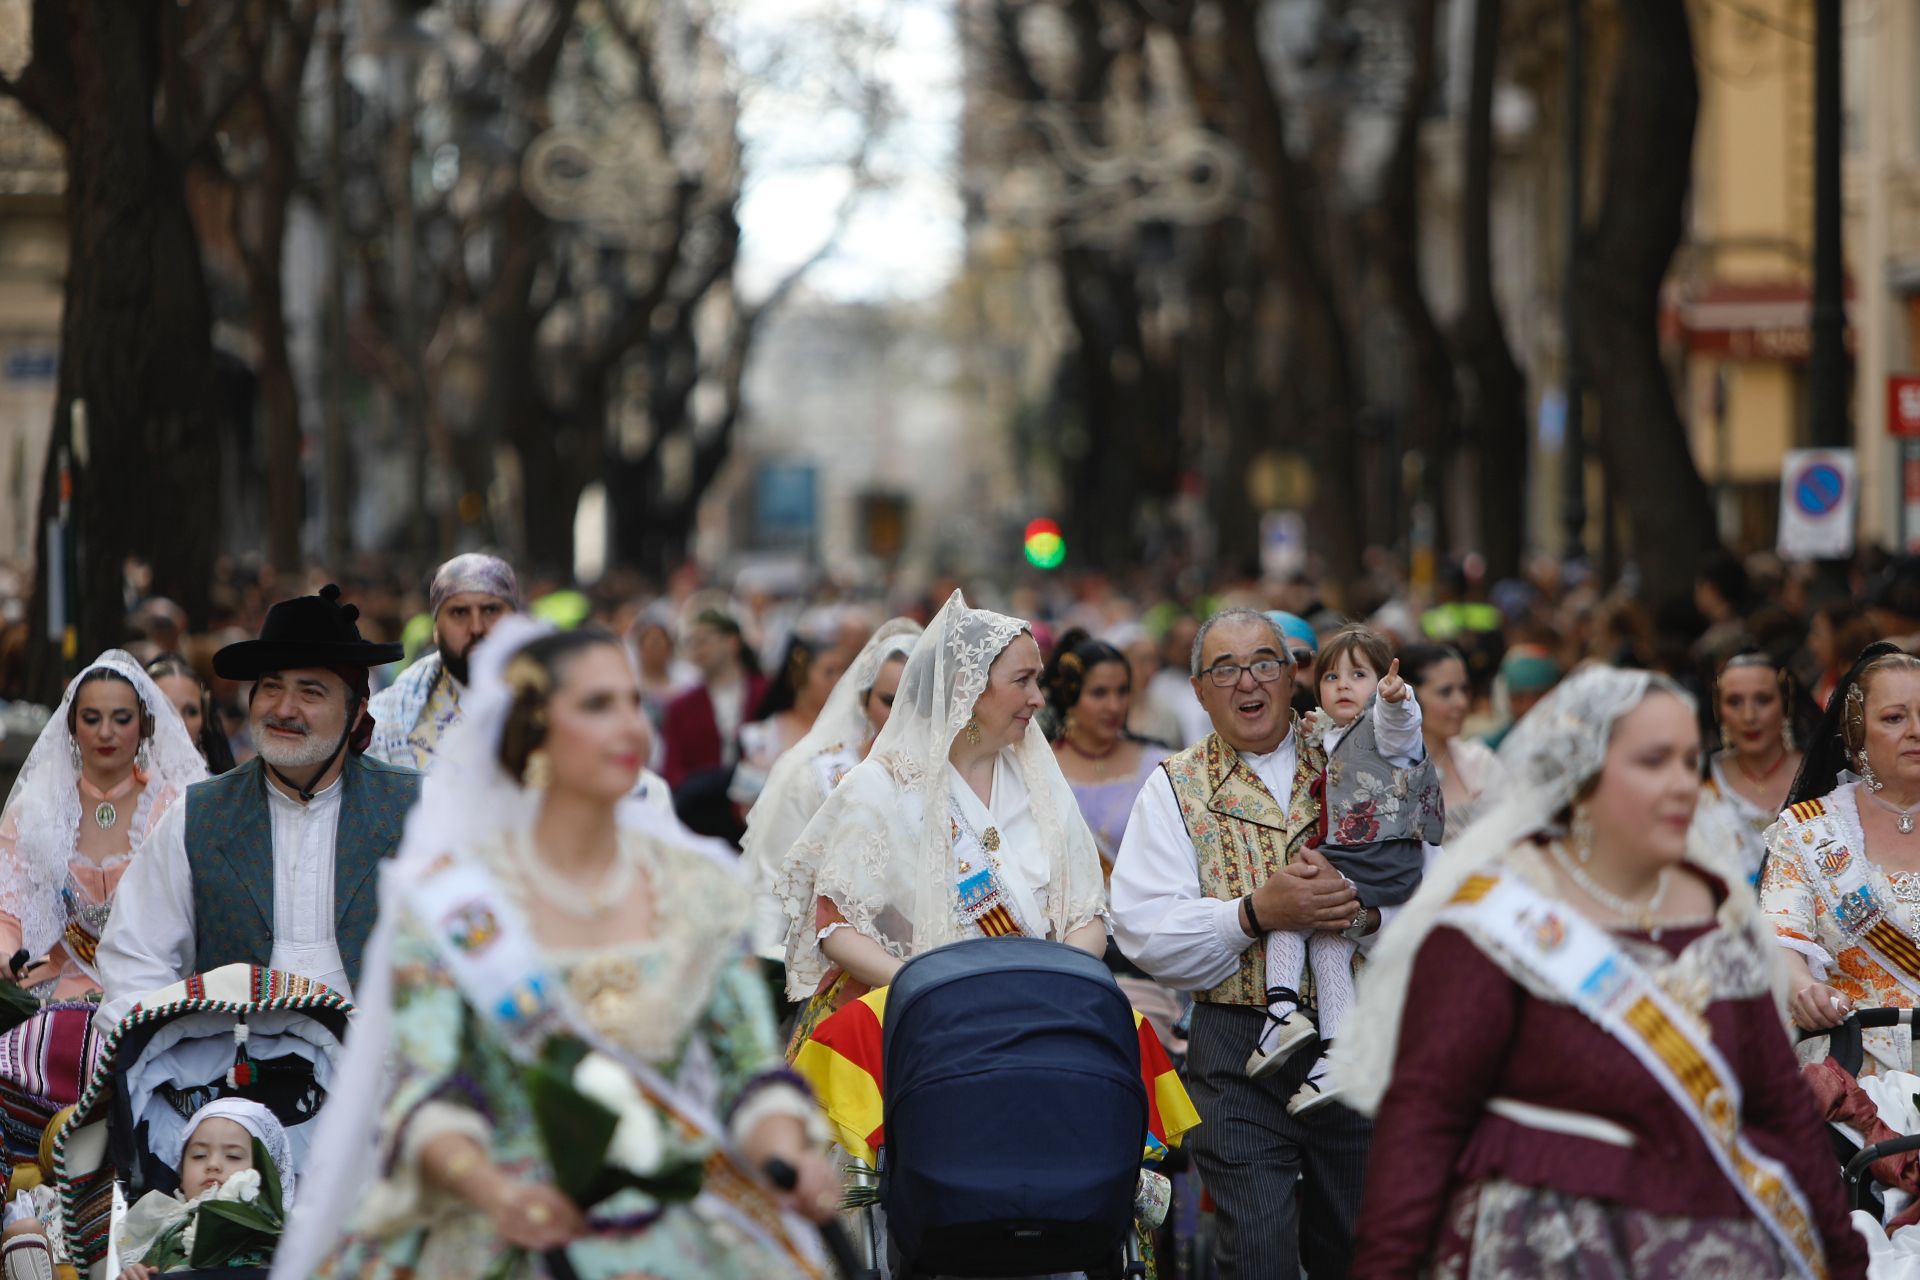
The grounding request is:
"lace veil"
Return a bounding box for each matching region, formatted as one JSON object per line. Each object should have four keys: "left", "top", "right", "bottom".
{"left": 1330, "top": 666, "right": 1701, "bottom": 1116}
{"left": 0, "top": 650, "right": 208, "bottom": 960}
{"left": 274, "top": 615, "right": 740, "bottom": 1277}
{"left": 775, "top": 590, "right": 1106, "bottom": 998}
{"left": 740, "top": 617, "right": 921, "bottom": 953}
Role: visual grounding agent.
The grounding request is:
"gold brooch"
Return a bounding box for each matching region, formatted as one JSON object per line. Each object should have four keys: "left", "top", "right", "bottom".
{"left": 982, "top": 827, "right": 1001, "bottom": 853}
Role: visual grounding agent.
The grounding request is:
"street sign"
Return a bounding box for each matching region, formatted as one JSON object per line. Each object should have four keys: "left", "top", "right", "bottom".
{"left": 1259, "top": 510, "right": 1307, "bottom": 579}
{"left": 1892, "top": 375, "right": 1920, "bottom": 437}
{"left": 1777, "top": 448, "right": 1856, "bottom": 560}
{"left": 1905, "top": 447, "right": 1920, "bottom": 553}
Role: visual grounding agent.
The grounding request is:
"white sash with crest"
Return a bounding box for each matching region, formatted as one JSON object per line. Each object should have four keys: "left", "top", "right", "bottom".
{"left": 1792, "top": 802, "right": 1920, "bottom": 998}
{"left": 399, "top": 849, "right": 825, "bottom": 1276}
{"left": 948, "top": 800, "right": 1039, "bottom": 940}
{"left": 1441, "top": 872, "right": 1829, "bottom": 1280}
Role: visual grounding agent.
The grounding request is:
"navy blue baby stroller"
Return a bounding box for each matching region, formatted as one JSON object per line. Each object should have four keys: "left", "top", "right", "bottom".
{"left": 871, "top": 936, "right": 1149, "bottom": 1279}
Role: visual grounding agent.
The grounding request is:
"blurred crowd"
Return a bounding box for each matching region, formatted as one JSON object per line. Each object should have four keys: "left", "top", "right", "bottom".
{"left": 0, "top": 542, "right": 1907, "bottom": 771}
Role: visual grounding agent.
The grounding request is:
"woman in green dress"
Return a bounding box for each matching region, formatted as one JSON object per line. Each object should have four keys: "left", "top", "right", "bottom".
{"left": 274, "top": 620, "right": 839, "bottom": 1280}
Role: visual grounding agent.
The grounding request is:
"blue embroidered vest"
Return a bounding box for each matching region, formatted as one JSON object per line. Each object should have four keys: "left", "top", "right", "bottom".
{"left": 184, "top": 754, "right": 421, "bottom": 989}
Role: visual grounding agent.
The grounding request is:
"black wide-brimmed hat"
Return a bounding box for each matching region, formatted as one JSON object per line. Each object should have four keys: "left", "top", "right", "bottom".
{"left": 214, "top": 584, "right": 404, "bottom": 681}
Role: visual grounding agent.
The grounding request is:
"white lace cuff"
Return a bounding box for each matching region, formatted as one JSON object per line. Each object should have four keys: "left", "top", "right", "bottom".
{"left": 816, "top": 921, "right": 851, "bottom": 943}
{"left": 359, "top": 1101, "right": 493, "bottom": 1237}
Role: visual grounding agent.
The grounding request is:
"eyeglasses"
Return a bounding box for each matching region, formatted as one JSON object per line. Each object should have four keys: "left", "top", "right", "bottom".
{"left": 1204, "top": 659, "right": 1287, "bottom": 687}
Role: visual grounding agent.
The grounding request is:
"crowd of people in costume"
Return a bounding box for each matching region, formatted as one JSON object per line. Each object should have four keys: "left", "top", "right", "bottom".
{"left": 8, "top": 546, "right": 1920, "bottom": 1277}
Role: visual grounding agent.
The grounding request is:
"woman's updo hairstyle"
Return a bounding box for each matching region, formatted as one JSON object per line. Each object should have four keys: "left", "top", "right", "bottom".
{"left": 1789, "top": 640, "right": 1915, "bottom": 807}
{"left": 496, "top": 626, "right": 623, "bottom": 783}
{"left": 1396, "top": 642, "right": 1466, "bottom": 693}
{"left": 1042, "top": 628, "right": 1130, "bottom": 724}
{"left": 67, "top": 667, "right": 154, "bottom": 744}
{"left": 1842, "top": 650, "right": 1920, "bottom": 764}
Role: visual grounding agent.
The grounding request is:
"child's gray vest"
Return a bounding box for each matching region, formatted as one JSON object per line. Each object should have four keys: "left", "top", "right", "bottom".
{"left": 184, "top": 754, "right": 421, "bottom": 989}
{"left": 1320, "top": 698, "right": 1446, "bottom": 908}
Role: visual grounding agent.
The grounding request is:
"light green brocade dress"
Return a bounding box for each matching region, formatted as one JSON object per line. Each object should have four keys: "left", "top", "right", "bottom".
{"left": 316, "top": 834, "right": 818, "bottom": 1280}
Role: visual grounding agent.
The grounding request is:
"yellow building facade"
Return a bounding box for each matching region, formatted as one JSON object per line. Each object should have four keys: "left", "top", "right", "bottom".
{"left": 1678, "top": 0, "right": 1920, "bottom": 552}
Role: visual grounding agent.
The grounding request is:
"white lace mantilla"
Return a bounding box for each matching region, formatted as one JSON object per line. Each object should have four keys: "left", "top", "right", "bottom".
{"left": 0, "top": 651, "right": 207, "bottom": 960}
{"left": 773, "top": 590, "right": 1106, "bottom": 998}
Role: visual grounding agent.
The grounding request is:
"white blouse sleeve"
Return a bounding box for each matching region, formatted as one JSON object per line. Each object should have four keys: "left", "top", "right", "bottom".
{"left": 1109, "top": 771, "right": 1255, "bottom": 991}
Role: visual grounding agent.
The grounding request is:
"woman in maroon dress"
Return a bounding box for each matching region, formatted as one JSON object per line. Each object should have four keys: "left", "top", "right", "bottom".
{"left": 1333, "top": 666, "right": 1866, "bottom": 1279}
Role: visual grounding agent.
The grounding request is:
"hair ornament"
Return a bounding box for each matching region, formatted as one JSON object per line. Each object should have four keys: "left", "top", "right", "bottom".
{"left": 503, "top": 653, "right": 552, "bottom": 702}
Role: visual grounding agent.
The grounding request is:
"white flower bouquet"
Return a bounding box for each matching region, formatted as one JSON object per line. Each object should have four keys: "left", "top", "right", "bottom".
{"left": 141, "top": 1143, "right": 285, "bottom": 1270}
{"left": 524, "top": 1039, "right": 705, "bottom": 1210}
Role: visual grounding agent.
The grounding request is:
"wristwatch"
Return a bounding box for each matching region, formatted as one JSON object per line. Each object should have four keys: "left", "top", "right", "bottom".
{"left": 1341, "top": 907, "right": 1378, "bottom": 942}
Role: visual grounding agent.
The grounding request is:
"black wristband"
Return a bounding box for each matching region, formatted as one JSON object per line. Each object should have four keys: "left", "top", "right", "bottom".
{"left": 1242, "top": 895, "right": 1263, "bottom": 935}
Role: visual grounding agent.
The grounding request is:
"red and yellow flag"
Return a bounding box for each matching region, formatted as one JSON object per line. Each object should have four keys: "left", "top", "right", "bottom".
{"left": 792, "top": 987, "right": 1200, "bottom": 1166}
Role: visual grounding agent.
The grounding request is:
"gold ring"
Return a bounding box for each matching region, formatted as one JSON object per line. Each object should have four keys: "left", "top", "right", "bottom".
{"left": 526, "top": 1202, "right": 554, "bottom": 1226}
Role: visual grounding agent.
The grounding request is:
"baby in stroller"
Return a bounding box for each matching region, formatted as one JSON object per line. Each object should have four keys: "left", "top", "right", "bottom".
{"left": 32, "top": 965, "right": 348, "bottom": 1279}
{"left": 2, "top": 1099, "right": 292, "bottom": 1280}
{"left": 114, "top": 1097, "right": 294, "bottom": 1279}
{"left": 1246, "top": 626, "right": 1444, "bottom": 1115}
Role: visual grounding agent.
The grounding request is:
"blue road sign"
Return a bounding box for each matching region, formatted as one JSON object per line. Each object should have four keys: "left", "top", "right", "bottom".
{"left": 1794, "top": 461, "right": 1845, "bottom": 517}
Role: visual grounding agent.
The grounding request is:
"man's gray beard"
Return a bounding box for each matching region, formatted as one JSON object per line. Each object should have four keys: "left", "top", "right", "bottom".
{"left": 254, "top": 724, "right": 338, "bottom": 770}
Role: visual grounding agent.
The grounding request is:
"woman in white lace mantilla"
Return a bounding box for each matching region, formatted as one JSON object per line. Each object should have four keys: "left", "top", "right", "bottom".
{"left": 0, "top": 651, "right": 207, "bottom": 1000}
{"left": 1337, "top": 666, "right": 1865, "bottom": 1277}
{"left": 275, "top": 619, "right": 839, "bottom": 1280}
{"left": 740, "top": 618, "right": 921, "bottom": 960}
{"left": 776, "top": 591, "right": 1108, "bottom": 1025}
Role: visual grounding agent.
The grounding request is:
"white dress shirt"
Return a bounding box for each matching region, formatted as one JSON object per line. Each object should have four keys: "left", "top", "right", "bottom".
{"left": 709, "top": 679, "right": 747, "bottom": 766}
{"left": 97, "top": 774, "right": 352, "bottom": 1025}
{"left": 1109, "top": 733, "right": 1298, "bottom": 992}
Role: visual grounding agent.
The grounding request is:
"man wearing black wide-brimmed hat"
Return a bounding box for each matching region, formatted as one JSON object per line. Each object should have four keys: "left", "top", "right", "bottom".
{"left": 97, "top": 585, "right": 422, "bottom": 1023}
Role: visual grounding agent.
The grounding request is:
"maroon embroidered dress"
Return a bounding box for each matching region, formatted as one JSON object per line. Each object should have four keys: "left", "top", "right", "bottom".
{"left": 1352, "top": 880, "right": 1866, "bottom": 1279}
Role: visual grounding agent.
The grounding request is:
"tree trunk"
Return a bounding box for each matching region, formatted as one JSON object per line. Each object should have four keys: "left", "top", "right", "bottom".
{"left": 21, "top": 3, "right": 218, "bottom": 700}
{"left": 241, "top": 141, "right": 305, "bottom": 574}
{"left": 1576, "top": 0, "right": 1718, "bottom": 607}
{"left": 1458, "top": 0, "right": 1529, "bottom": 582}
{"left": 1214, "top": 2, "right": 1365, "bottom": 582}
{"left": 1376, "top": 0, "right": 1458, "bottom": 555}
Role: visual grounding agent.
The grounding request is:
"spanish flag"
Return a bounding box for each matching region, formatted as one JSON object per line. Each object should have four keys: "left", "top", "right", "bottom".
{"left": 792, "top": 986, "right": 1200, "bottom": 1167}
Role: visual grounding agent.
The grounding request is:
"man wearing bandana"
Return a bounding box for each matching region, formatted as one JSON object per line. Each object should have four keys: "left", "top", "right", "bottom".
{"left": 96, "top": 585, "right": 421, "bottom": 1023}
{"left": 368, "top": 553, "right": 522, "bottom": 771}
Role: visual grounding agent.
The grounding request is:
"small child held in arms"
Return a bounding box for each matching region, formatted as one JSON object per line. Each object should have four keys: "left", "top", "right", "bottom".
{"left": 1246, "top": 625, "right": 1444, "bottom": 1115}
{"left": 114, "top": 1097, "right": 294, "bottom": 1279}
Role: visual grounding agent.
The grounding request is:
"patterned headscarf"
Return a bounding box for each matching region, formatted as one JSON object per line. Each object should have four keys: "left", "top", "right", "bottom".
{"left": 429, "top": 554, "right": 523, "bottom": 619}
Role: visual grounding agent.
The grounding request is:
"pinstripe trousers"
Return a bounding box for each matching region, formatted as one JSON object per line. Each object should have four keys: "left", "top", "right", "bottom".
{"left": 1185, "top": 1004, "right": 1371, "bottom": 1280}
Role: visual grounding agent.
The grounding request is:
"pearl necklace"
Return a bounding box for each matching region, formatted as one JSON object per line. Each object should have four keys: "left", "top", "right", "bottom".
{"left": 508, "top": 831, "right": 640, "bottom": 918}
{"left": 1547, "top": 841, "right": 1671, "bottom": 936}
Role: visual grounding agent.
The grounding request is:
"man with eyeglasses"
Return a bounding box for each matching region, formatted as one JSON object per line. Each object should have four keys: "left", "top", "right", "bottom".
{"left": 1110, "top": 607, "right": 1372, "bottom": 1279}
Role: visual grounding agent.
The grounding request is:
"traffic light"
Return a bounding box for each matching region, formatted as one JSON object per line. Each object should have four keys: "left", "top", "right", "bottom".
{"left": 1024, "top": 518, "right": 1066, "bottom": 570}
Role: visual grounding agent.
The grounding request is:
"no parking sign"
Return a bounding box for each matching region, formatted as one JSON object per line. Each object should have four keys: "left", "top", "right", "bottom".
{"left": 1776, "top": 448, "right": 1856, "bottom": 560}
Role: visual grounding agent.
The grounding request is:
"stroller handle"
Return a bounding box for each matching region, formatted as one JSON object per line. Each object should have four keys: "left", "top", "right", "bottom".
{"left": 1797, "top": 1007, "right": 1919, "bottom": 1078}
{"left": 1844, "top": 1132, "right": 1920, "bottom": 1215}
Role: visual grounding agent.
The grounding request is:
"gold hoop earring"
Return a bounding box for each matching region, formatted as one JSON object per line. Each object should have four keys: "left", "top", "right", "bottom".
{"left": 963, "top": 717, "right": 982, "bottom": 746}
{"left": 524, "top": 750, "right": 553, "bottom": 791}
